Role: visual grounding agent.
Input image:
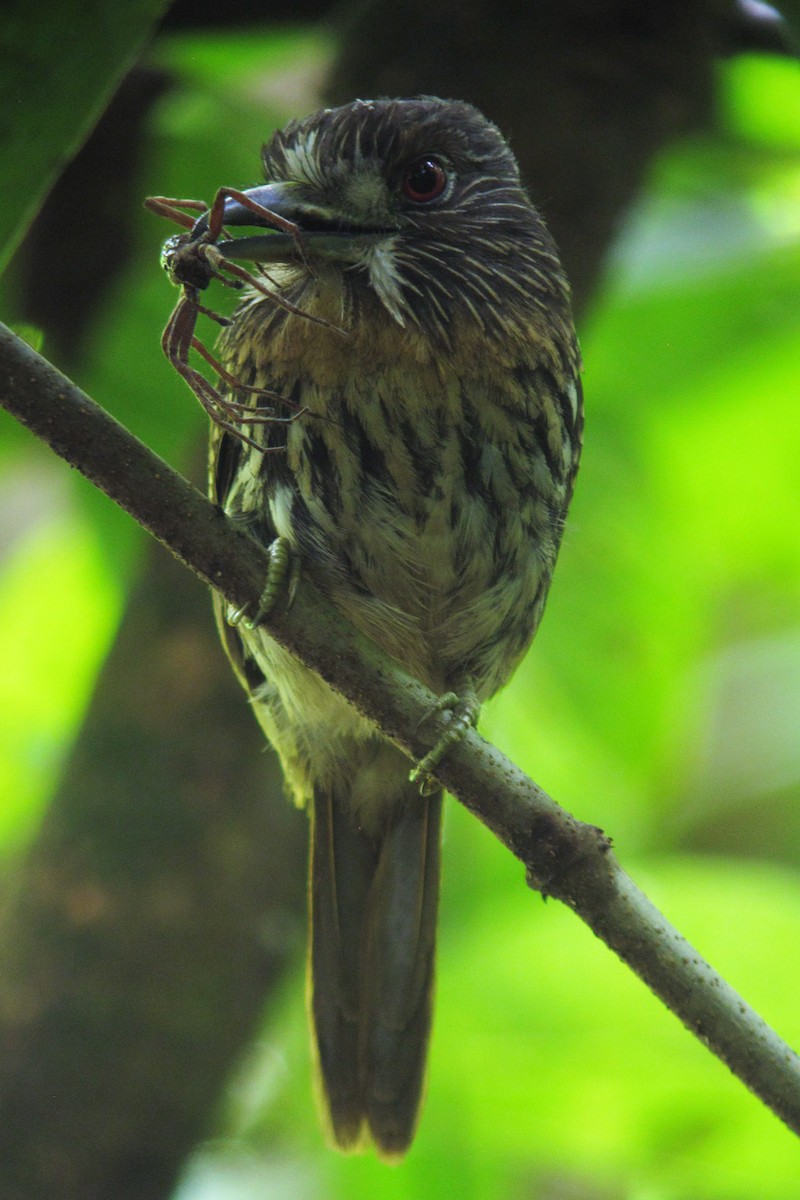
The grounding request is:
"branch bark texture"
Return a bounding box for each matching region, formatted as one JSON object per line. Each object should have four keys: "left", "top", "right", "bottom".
{"left": 2, "top": 320, "right": 800, "bottom": 1137}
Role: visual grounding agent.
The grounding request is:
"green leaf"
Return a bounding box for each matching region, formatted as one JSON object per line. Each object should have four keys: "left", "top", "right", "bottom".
{"left": 0, "top": 0, "right": 171, "bottom": 270}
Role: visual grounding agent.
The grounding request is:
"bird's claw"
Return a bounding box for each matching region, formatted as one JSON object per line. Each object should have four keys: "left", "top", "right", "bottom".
{"left": 226, "top": 536, "right": 299, "bottom": 629}
{"left": 409, "top": 688, "right": 480, "bottom": 794}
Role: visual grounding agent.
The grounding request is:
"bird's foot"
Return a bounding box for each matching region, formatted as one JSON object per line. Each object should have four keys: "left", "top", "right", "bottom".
{"left": 226, "top": 536, "right": 299, "bottom": 629}
{"left": 409, "top": 687, "right": 480, "bottom": 795}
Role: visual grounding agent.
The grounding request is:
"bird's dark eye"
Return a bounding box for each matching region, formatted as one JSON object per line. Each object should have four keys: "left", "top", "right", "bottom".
{"left": 401, "top": 157, "right": 448, "bottom": 203}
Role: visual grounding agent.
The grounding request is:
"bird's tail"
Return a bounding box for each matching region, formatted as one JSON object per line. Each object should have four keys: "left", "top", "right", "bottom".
{"left": 309, "top": 751, "right": 442, "bottom": 1159}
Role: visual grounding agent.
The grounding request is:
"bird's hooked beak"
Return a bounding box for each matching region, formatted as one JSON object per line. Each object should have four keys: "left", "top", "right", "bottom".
{"left": 192, "top": 182, "right": 389, "bottom": 264}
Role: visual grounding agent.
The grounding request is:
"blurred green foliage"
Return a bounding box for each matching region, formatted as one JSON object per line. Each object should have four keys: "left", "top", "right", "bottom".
{"left": 0, "top": 0, "right": 169, "bottom": 270}
{"left": 1, "top": 25, "right": 799, "bottom": 1200}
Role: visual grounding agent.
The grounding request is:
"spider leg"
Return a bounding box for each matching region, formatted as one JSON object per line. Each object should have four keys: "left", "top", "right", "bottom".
{"left": 161, "top": 293, "right": 305, "bottom": 440}
{"left": 150, "top": 189, "right": 342, "bottom": 442}
{"left": 161, "top": 294, "right": 220, "bottom": 408}
{"left": 210, "top": 186, "right": 300, "bottom": 238}
{"left": 193, "top": 302, "right": 232, "bottom": 327}
{"left": 144, "top": 196, "right": 209, "bottom": 229}
{"left": 214, "top": 253, "right": 340, "bottom": 331}
{"left": 188, "top": 335, "right": 297, "bottom": 410}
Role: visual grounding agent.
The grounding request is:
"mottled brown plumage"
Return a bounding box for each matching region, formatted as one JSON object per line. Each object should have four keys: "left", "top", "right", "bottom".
{"left": 206, "top": 97, "right": 582, "bottom": 1157}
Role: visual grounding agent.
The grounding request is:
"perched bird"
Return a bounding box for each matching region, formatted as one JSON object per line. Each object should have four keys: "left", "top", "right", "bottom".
{"left": 205, "top": 97, "right": 582, "bottom": 1157}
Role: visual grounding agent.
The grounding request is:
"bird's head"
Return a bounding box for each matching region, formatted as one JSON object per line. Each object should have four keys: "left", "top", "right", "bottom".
{"left": 205, "top": 97, "right": 574, "bottom": 355}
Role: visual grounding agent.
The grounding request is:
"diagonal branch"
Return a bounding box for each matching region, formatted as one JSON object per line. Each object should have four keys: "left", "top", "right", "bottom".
{"left": 2, "top": 318, "right": 800, "bottom": 1135}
